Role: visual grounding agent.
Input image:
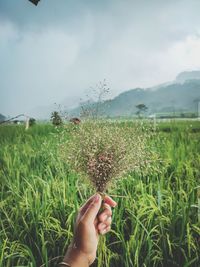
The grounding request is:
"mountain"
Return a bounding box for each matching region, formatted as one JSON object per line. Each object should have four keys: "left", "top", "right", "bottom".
{"left": 22, "top": 70, "right": 200, "bottom": 119}
{"left": 104, "top": 80, "right": 200, "bottom": 116}
{"left": 69, "top": 71, "right": 200, "bottom": 117}
{"left": 176, "top": 71, "right": 200, "bottom": 83}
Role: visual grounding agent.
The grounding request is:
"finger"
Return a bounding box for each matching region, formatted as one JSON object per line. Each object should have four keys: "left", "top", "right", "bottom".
{"left": 94, "top": 217, "right": 98, "bottom": 228}
{"left": 98, "top": 204, "right": 112, "bottom": 222}
{"left": 104, "top": 195, "right": 117, "bottom": 207}
{"left": 98, "top": 217, "right": 111, "bottom": 230}
{"left": 79, "top": 194, "right": 98, "bottom": 216}
{"left": 82, "top": 194, "right": 102, "bottom": 223}
{"left": 98, "top": 223, "right": 107, "bottom": 231}
{"left": 100, "top": 226, "right": 111, "bottom": 235}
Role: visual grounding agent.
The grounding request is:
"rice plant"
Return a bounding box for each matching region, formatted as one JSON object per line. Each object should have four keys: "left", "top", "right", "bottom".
{"left": 0, "top": 121, "right": 199, "bottom": 267}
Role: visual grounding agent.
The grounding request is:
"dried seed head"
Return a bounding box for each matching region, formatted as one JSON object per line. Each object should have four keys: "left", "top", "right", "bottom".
{"left": 60, "top": 120, "right": 160, "bottom": 193}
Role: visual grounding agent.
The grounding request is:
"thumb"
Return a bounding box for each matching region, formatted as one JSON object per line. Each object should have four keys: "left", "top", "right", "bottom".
{"left": 82, "top": 194, "right": 102, "bottom": 223}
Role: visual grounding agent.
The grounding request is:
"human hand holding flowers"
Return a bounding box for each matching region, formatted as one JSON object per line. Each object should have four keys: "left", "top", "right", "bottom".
{"left": 60, "top": 194, "right": 117, "bottom": 267}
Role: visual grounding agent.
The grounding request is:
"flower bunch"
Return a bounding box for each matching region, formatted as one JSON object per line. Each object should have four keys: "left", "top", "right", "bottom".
{"left": 60, "top": 120, "right": 159, "bottom": 194}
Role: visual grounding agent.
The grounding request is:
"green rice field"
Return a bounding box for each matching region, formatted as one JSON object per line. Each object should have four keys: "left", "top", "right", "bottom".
{"left": 0, "top": 120, "right": 200, "bottom": 267}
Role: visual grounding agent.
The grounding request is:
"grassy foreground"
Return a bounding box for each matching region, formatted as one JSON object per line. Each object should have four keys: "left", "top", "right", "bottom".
{"left": 0, "top": 121, "right": 200, "bottom": 267}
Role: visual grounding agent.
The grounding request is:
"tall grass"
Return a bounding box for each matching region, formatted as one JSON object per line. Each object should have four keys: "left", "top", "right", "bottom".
{"left": 0, "top": 122, "right": 200, "bottom": 267}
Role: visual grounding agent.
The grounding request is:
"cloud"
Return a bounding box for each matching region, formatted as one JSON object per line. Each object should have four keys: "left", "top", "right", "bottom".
{"left": 1, "top": 0, "right": 200, "bottom": 117}
{"left": 146, "top": 34, "right": 200, "bottom": 85}
{"left": 0, "top": 22, "right": 82, "bottom": 115}
{"left": 168, "top": 34, "right": 200, "bottom": 70}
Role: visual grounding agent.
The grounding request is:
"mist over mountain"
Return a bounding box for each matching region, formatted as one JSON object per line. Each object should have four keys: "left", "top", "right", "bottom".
{"left": 69, "top": 71, "right": 200, "bottom": 118}
{"left": 3, "top": 70, "right": 199, "bottom": 120}
{"left": 176, "top": 71, "right": 200, "bottom": 83}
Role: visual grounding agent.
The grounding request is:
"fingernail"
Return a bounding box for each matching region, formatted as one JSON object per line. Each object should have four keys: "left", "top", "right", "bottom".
{"left": 99, "top": 223, "right": 106, "bottom": 230}
{"left": 93, "top": 194, "right": 100, "bottom": 203}
{"left": 103, "top": 214, "right": 108, "bottom": 220}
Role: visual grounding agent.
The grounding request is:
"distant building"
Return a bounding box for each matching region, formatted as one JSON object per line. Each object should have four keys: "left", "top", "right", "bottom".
{"left": 69, "top": 117, "right": 81, "bottom": 125}
{"left": 0, "top": 113, "right": 6, "bottom": 123}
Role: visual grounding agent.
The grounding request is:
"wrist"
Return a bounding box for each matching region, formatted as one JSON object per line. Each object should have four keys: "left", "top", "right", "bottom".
{"left": 62, "top": 243, "right": 90, "bottom": 267}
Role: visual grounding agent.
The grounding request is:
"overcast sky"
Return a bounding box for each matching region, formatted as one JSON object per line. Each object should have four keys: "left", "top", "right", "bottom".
{"left": 1, "top": 0, "right": 200, "bottom": 117}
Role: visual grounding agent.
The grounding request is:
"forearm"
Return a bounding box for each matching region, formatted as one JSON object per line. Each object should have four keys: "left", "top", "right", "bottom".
{"left": 61, "top": 244, "right": 90, "bottom": 267}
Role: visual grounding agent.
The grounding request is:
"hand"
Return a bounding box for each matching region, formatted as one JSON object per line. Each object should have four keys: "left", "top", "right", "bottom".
{"left": 63, "top": 193, "right": 117, "bottom": 266}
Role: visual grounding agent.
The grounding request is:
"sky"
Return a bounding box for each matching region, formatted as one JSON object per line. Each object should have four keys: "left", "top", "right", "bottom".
{"left": 1, "top": 0, "right": 200, "bottom": 118}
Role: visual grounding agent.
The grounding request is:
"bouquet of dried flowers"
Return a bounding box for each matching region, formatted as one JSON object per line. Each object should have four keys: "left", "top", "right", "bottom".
{"left": 60, "top": 120, "right": 160, "bottom": 196}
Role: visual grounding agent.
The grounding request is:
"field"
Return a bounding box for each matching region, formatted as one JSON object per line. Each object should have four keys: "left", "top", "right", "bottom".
{"left": 0, "top": 121, "right": 200, "bottom": 267}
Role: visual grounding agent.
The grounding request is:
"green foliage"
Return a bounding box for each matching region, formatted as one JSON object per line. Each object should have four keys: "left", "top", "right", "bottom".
{"left": 29, "top": 117, "right": 36, "bottom": 127}
{"left": 0, "top": 121, "right": 200, "bottom": 266}
{"left": 51, "top": 111, "right": 62, "bottom": 126}
{"left": 135, "top": 104, "right": 148, "bottom": 118}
